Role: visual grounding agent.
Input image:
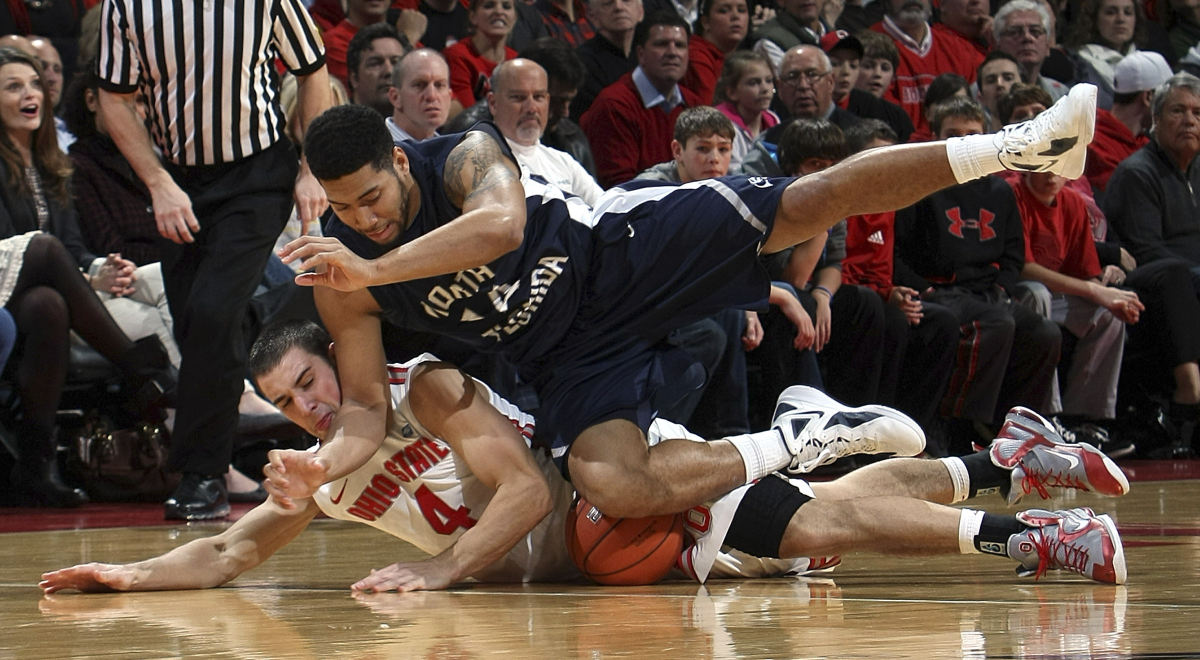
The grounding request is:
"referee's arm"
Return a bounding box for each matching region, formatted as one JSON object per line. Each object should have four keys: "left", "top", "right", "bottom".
{"left": 292, "top": 64, "right": 334, "bottom": 234}
{"left": 98, "top": 88, "right": 200, "bottom": 245}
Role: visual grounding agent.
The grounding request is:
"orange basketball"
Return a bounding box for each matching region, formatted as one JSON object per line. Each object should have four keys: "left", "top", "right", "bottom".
{"left": 565, "top": 497, "right": 686, "bottom": 585}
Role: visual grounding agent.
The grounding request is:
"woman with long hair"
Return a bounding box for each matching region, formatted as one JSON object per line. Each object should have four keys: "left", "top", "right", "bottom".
{"left": 1065, "top": 0, "right": 1148, "bottom": 108}
{"left": 683, "top": 0, "right": 750, "bottom": 105}
{"left": 0, "top": 47, "right": 173, "bottom": 507}
{"left": 443, "top": 0, "right": 518, "bottom": 109}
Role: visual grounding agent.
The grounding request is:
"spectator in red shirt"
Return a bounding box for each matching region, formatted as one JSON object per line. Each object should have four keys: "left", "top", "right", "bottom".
{"left": 682, "top": 0, "right": 749, "bottom": 104}
{"left": 935, "top": 0, "right": 992, "bottom": 55}
{"left": 1088, "top": 50, "right": 1172, "bottom": 195}
{"left": 444, "top": 0, "right": 518, "bottom": 108}
{"left": 535, "top": 0, "right": 595, "bottom": 46}
{"left": 871, "top": 0, "right": 984, "bottom": 131}
{"left": 580, "top": 11, "right": 702, "bottom": 187}
{"left": 325, "top": 0, "right": 393, "bottom": 90}
{"left": 1009, "top": 170, "right": 1140, "bottom": 450}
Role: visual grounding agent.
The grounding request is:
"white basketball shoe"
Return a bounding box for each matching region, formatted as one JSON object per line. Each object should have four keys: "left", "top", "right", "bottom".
{"left": 771, "top": 386, "right": 926, "bottom": 474}
{"left": 995, "top": 83, "right": 1096, "bottom": 179}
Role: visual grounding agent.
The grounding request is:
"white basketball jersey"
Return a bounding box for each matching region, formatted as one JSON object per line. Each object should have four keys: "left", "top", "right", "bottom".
{"left": 313, "top": 355, "right": 835, "bottom": 584}
{"left": 312, "top": 354, "right": 580, "bottom": 584}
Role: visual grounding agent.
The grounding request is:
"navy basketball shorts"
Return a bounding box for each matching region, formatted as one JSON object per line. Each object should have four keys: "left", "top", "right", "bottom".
{"left": 530, "top": 175, "right": 794, "bottom": 475}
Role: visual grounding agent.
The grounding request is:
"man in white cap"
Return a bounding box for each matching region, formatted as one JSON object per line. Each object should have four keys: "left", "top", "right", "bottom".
{"left": 1086, "top": 50, "right": 1174, "bottom": 196}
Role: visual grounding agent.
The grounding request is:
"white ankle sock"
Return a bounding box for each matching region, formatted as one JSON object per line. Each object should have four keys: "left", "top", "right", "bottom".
{"left": 939, "top": 457, "right": 970, "bottom": 504}
{"left": 958, "top": 509, "right": 986, "bottom": 555}
{"left": 945, "top": 134, "right": 1004, "bottom": 183}
{"left": 725, "top": 430, "right": 791, "bottom": 483}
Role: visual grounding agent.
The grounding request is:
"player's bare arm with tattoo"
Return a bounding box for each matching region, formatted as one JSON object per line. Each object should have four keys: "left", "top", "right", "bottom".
{"left": 279, "top": 131, "right": 526, "bottom": 291}
{"left": 267, "top": 131, "right": 527, "bottom": 500}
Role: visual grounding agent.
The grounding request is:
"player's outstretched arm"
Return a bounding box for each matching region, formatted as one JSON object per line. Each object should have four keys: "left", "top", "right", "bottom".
{"left": 352, "top": 363, "right": 553, "bottom": 592}
{"left": 40, "top": 498, "right": 321, "bottom": 594}
{"left": 361, "top": 130, "right": 527, "bottom": 287}
{"left": 267, "top": 287, "right": 391, "bottom": 507}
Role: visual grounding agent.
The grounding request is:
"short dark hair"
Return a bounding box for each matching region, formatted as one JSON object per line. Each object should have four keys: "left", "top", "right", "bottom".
{"left": 634, "top": 11, "right": 691, "bottom": 50}
{"left": 347, "top": 23, "right": 406, "bottom": 84}
{"left": 929, "top": 96, "right": 987, "bottom": 135}
{"left": 997, "top": 82, "right": 1053, "bottom": 124}
{"left": 305, "top": 104, "right": 395, "bottom": 180}
{"left": 843, "top": 118, "right": 898, "bottom": 153}
{"left": 61, "top": 66, "right": 100, "bottom": 139}
{"left": 977, "top": 50, "right": 1019, "bottom": 83}
{"left": 519, "top": 37, "right": 586, "bottom": 90}
{"left": 248, "top": 319, "right": 332, "bottom": 382}
{"left": 777, "top": 119, "right": 847, "bottom": 175}
{"left": 673, "top": 105, "right": 735, "bottom": 144}
{"left": 923, "top": 73, "right": 970, "bottom": 111}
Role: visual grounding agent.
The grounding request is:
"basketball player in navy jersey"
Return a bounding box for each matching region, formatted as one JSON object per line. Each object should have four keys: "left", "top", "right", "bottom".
{"left": 266, "top": 80, "right": 1104, "bottom": 556}
{"left": 41, "top": 320, "right": 1129, "bottom": 593}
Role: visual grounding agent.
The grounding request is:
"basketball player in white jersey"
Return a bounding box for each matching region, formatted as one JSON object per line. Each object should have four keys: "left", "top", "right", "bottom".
{"left": 41, "top": 320, "right": 1130, "bottom": 594}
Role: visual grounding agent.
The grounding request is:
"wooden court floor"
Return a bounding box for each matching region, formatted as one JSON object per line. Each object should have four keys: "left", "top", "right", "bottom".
{"left": 1, "top": 463, "right": 1198, "bottom": 659}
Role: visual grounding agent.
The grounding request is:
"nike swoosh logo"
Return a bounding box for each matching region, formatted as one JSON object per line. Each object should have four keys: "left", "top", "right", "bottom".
{"left": 329, "top": 480, "right": 348, "bottom": 505}
{"left": 1058, "top": 452, "right": 1081, "bottom": 470}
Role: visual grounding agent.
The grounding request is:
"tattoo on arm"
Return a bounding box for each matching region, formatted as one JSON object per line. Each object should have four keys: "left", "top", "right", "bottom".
{"left": 444, "top": 132, "right": 520, "bottom": 208}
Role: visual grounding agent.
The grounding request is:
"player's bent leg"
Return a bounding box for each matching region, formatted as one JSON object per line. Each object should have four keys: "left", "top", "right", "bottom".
{"left": 567, "top": 419, "right": 748, "bottom": 518}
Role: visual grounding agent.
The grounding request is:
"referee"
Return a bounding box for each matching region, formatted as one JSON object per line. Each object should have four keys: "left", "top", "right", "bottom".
{"left": 96, "top": 0, "right": 332, "bottom": 519}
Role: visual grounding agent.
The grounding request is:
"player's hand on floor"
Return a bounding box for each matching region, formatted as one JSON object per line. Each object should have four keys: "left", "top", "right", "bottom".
{"left": 40, "top": 563, "right": 135, "bottom": 594}
{"left": 263, "top": 449, "right": 328, "bottom": 509}
{"left": 279, "top": 236, "right": 375, "bottom": 291}
{"left": 351, "top": 560, "right": 456, "bottom": 593}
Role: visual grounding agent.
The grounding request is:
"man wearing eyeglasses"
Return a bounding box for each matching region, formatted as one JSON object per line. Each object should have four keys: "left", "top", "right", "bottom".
{"left": 744, "top": 44, "right": 863, "bottom": 176}
{"left": 992, "top": 0, "right": 1068, "bottom": 102}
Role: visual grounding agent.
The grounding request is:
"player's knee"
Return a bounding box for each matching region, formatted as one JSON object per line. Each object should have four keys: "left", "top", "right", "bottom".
{"left": 724, "top": 475, "right": 813, "bottom": 558}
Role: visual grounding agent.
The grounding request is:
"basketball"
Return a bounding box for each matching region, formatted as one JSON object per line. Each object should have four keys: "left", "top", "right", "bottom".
{"left": 565, "top": 497, "right": 686, "bottom": 585}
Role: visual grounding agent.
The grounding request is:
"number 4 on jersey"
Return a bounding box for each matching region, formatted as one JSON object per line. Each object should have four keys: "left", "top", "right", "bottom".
{"left": 415, "top": 484, "right": 478, "bottom": 534}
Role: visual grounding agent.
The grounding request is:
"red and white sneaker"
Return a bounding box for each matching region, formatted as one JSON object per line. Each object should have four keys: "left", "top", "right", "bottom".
{"left": 1010, "top": 507, "right": 1127, "bottom": 585}
{"left": 990, "top": 407, "right": 1130, "bottom": 505}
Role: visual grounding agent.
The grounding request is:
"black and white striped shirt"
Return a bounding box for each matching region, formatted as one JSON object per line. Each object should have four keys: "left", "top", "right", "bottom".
{"left": 97, "top": 0, "right": 325, "bottom": 166}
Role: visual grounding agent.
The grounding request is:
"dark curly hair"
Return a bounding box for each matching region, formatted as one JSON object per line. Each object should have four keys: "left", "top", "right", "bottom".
{"left": 304, "top": 104, "right": 395, "bottom": 181}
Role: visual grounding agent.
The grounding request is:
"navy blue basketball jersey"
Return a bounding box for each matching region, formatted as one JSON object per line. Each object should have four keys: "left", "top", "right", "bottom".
{"left": 326, "top": 123, "right": 598, "bottom": 365}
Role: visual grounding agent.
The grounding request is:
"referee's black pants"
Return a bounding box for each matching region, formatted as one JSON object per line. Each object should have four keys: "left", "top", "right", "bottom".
{"left": 160, "top": 140, "right": 298, "bottom": 476}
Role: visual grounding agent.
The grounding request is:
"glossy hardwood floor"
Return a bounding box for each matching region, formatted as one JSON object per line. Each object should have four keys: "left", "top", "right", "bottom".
{"left": 2, "top": 466, "right": 1198, "bottom": 658}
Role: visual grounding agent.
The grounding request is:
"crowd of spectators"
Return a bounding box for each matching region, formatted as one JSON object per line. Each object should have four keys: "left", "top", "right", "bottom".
{"left": 5, "top": 0, "right": 1200, "bottom": 512}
